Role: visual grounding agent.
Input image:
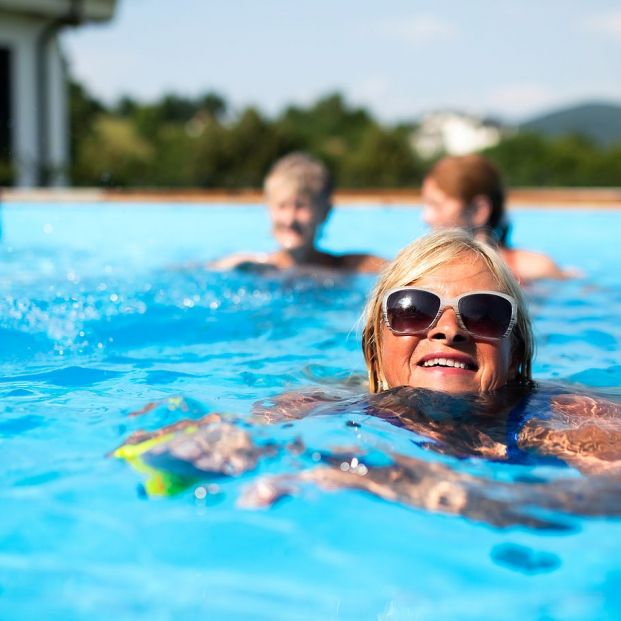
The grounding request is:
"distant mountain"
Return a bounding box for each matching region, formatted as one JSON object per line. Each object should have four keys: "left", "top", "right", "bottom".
{"left": 519, "top": 102, "right": 621, "bottom": 146}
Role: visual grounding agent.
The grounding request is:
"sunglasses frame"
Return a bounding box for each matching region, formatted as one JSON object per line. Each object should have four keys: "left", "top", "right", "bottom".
{"left": 382, "top": 287, "right": 517, "bottom": 340}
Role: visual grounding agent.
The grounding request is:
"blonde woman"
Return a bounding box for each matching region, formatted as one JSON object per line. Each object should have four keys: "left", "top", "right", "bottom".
{"left": 115, "top": 231, "right": 620, "bottom": 526}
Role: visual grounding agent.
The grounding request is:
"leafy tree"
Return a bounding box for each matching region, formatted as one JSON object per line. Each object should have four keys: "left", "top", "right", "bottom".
{"left": 67, "top": 80, "right": 106, "bottom": 183}
{"left": 73, "top": 115, "right": 154, "bottom": 186}
{"left": 144, "top": 124, "right": 199, "bottom": 187}
{"left": 590, "top": 144, "right": 621, "bottom": 186}
{"left": 66, "top": 75, "right": 621, "bottom": 190}
{"left": 189, "top": 120, "right": 232, "bottom": 188}
{"left": 201, "top": 92, "right": 228, "bottom": 121}
{"left": 115, "top": 96, "right": 139, "bottom": 118}
{"left": 484, "top": 133, "right": 553, "bottom": 186}
{"left": 340, "top": 126, "right": 423, "bottom": 187}
{"left": 194, "top": 107, "right": 297, "bottom": 188}
{"left": 157, "top": 94, "right": 198, "bottom": 123}
{"left": 486, "top": 132, "right": 621, "bottom": 187}
{"left": 0, "top": 158, "right": 13, "bottom": 185}
{"left": 277, "top": 92, "right": 373, "bottom": 153}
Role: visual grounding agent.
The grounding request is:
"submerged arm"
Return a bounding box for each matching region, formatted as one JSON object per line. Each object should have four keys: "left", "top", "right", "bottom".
{"left": 518, "top": 394, "right": 621, "bottom": 475}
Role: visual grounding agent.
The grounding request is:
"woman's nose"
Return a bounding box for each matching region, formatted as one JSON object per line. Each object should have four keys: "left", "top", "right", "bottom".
{"left": 427, "top": 307, "right": 468, "bottom": 343}
{"left": 279, "top": 204, "right": 296, "bottom": 226}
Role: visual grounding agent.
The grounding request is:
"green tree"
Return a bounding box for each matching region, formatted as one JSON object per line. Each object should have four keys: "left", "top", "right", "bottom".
{"left": 73, "top": 115, "right": 154, "bottom": 186}
{"left": 590, "top": 144, "right": 621, "bottom": 186}
{"left": 193, "top": 107, "right": 297, "bottom": 188}
{"left": 484, "top": 133, "right": 553, "bottom": 186}
{"left": 486, "top": 132, "right": 621, "bottom": 187}
{"left": 68, "top": 80, "right": 106, "bottom": 184}
{"left": 340, "top": 126, "right": 422, "bottom": 187}
{"left": 201, "top": 92, "right": 228, "bottom": 121}
{"left": 68, "top": 74, "right": 620, "bottom": 190}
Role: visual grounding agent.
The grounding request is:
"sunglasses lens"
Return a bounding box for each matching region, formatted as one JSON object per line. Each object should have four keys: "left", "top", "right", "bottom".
{"left": 386, "top": 289, "right": 441, "bottom": 334}
{"left": 459, "top": 293, "right": 513, "bottom": 338}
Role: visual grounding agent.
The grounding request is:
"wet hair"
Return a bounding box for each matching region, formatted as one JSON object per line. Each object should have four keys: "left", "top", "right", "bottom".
{"left": 361, "top": 229, "right": 534, "bottom": 393}
{"left": 425, "top": 154, "right": 510, "bottom": 246}
{"left": 264, "top": 152, "right": 333, "bottom": 214}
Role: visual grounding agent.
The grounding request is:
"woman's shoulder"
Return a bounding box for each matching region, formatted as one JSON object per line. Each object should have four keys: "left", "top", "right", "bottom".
{"left": 336, "top": 252, "right": 388, "bottom": 273}
{"left": 209, "top": 252, "right": 276, "bottom": 271}
{"left": 516, "top": 381, "right": 621, "bottom": 474}
{"left": 501, "top": 247, "right": 573, "bottom": 282}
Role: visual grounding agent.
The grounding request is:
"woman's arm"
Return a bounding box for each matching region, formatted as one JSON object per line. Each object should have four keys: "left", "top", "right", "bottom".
{"left": 518, "top": 394, "right": 621, "bottom": 475}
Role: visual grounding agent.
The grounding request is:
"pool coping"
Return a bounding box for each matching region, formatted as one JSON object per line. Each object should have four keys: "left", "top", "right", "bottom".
{"left": 1, "top": 187, "right": 621, "bottom": 208}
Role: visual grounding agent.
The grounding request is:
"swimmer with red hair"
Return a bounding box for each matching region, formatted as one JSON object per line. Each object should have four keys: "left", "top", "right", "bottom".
{"left": 421, "top": 154, "right": 575, "bottom": 282}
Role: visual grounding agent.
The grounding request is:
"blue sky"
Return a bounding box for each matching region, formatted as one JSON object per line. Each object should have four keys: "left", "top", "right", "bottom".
{"left": 63, "top": 0, "right": 621, "bottom": 123}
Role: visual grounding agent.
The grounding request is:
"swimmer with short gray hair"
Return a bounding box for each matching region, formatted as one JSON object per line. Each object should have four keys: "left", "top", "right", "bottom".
{"left": 212, "top": 151, "right": 387, "bottom": 273}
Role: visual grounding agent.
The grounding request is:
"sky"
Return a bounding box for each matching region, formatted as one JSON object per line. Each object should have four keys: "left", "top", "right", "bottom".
{"left": 62, "top": 0, "right": 621, "bottom": 124}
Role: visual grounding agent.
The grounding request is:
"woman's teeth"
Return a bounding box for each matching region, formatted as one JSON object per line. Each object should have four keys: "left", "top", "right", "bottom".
{"left": 422, "top": 358, "right": 468, "bottom": 369}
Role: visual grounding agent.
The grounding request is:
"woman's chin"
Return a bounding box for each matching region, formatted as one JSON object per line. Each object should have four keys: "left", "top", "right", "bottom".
{"left": 400, "top": 367, "right": 484, "bottom": 394}
{"left": 277, "top": 235, "right": 304, "bottom": 251}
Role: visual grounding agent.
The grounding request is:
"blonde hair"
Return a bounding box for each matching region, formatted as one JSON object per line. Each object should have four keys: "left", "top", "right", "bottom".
{"left": 264, "top": 152, "right": 333, "bottom": 214}
{"left": 362, "top": 229, "right": 534, "bottom": 393}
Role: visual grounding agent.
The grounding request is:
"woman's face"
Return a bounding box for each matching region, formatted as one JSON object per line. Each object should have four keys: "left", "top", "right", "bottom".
{"left": 266, "top": 180, "right": 326, "bottom": 251}
{"left": 421, "top": 177, "right": 469, "bottom": 229}
{"left": 380, "top": 253, "right": 516, "bottom": 394}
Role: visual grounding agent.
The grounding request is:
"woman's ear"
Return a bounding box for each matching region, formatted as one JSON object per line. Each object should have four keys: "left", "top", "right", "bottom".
{"left": 468, "top": 195, "right": 492, "bottom": 229}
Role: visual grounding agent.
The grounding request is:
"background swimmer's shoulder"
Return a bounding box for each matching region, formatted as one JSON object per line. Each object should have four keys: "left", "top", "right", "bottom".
{"left": 501, "top": 247, "right": 577, "bottom": 282}
{"left": 209, "top": 252, "right": 273, "bottom": 271}
{"left": 338, "top": 252, "right": 388, "bottom": 274}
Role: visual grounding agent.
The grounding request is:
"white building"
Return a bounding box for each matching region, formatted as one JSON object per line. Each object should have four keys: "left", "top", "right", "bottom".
{"left": 412, "top": 111, "right": 505, "bottom": 160}
{"left": 0, "top": 0, "right": 116, "bottom": 187}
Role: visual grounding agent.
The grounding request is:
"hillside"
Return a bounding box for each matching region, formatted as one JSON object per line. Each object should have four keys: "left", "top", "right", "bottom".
{"left": 520, "top": 102, "right": 621, "bottom": 145}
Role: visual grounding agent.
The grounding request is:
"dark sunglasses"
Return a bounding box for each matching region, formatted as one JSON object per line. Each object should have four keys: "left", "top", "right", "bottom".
{"left": 382, "top": 287, "right": 517, "bottom": 340}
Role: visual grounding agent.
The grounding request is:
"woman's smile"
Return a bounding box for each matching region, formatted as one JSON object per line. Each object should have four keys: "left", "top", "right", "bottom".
{"left": 380, "top": 253, "right": 514, "bottom": 394}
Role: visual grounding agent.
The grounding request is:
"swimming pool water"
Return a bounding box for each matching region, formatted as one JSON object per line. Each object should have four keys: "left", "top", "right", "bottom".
{"left": 1, "top": 203, "right": 620, "bottom": 621}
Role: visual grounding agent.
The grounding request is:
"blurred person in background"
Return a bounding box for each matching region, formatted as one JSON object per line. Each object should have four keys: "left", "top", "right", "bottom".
{"left": 212, "top": 152, "right": 386, "bottom": 273}
{"left": 421, "top": 154, "right": 575, "bottom": 283}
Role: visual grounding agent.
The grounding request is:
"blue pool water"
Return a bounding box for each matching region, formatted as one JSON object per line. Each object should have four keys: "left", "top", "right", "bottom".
{"left": 1, "top": 203, "right": 620, "bottom": 621}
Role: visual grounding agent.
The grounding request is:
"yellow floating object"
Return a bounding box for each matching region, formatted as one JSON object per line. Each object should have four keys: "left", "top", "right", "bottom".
{"left": 112, "top": 417, "right": 216, "bottom": 497}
